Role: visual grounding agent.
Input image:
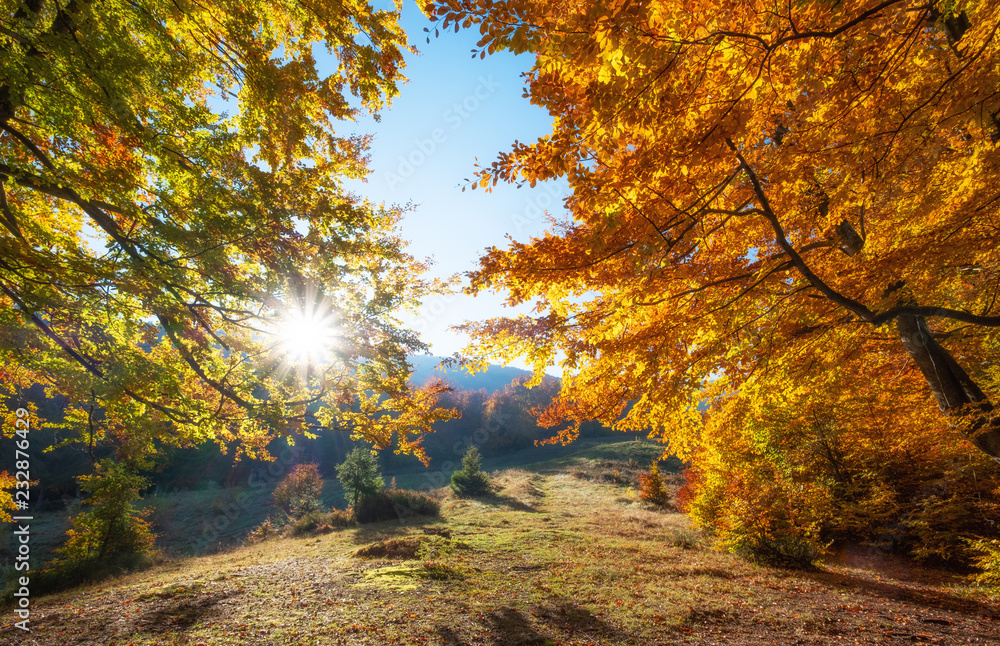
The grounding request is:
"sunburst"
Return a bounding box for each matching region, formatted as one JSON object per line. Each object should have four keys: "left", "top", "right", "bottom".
{"left": 271, "top": 299, "right": 341, "bottom": 367}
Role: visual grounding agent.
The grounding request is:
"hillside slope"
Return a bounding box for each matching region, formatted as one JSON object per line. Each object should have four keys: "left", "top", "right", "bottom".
{"left": 4, "top": 457, "right": 998, "bottom": 645}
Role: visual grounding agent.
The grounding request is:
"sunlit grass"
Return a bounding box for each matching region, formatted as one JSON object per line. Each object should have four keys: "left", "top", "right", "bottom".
{"left": 9, "top": 443, "right": 1000, "bottom": 645}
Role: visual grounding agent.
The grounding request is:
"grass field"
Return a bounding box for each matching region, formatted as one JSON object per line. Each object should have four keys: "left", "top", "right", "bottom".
{"left": 3, "top": 438, "right": 664, "bottom": 565}
{"left": 1, "top": 439, "right": 998, "bottom": 645}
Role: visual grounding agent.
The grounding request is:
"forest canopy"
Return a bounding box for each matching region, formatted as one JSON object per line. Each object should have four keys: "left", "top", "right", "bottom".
{"left": 0, "top": 0, "right": 453, "bottom": 479}
{"left": 426, "top": 0, "right": 1000, "bottom": 465}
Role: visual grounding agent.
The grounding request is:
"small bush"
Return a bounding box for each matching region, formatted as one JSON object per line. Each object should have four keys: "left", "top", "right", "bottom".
{"left": 55, "top": 459, "right": 155, "bottom": 564}
{"left": 272, "top": 463, "right": 324, "bottom": 523}
{"left": 247, "top": 519, "right": 278, "bottom": 544}
{"left": 289, "top": 513, "right": 325, "bottom": 536}
{"left": 666, "top": 526, "right": 703, "bottom": 550}
{"left": 969, "top": 538, "right": 1000, "bottom": 590}
{"left": 353, "top": 489, "right": 440, "bottom": 524}
{"left": 638, "top": 462, "right": 671, "bottom": 506}
{"left": 337, "top": 448, "right": 385, "bottom": 507}
{"left": 290, "top": 510, "right": 355, "bottom": 536}
{"left": 450, "top": 447, "right": 491, "bottom": 498}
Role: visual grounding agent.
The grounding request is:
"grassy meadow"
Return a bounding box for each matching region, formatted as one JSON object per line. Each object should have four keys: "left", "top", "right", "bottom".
{"left": 1, "top": 439, "right": 998, "bottom": 645}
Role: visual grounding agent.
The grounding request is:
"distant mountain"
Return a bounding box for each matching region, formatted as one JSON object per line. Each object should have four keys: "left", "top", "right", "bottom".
{"left": 407, "top": 355, "right": 536, "bottom": 394}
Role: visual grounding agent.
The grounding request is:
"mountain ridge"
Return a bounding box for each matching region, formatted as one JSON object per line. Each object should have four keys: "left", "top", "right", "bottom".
{"left": 407, "top": 354, "right": 536, "bottom": 394}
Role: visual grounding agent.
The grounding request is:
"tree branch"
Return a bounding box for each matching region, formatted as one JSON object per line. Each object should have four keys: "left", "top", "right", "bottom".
{"left": 0, "top": 178, "right": 24, "bottom": 240}
{"left": 0, "top": 281, "right": 105, "bottom": 379}
{"left": 727, "top": 139, "right": 878, "bottom": 323}
{"left": 156, "top": 314, "right": 254, "bottom": 409}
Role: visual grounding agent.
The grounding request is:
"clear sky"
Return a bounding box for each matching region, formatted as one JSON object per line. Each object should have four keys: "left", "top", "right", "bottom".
{"left": 343, "top": 0, "right": 569, "bottom": 365}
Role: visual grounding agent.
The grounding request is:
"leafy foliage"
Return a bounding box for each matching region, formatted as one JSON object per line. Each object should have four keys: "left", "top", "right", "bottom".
{"left": 969, "top": 538, "right": 1000, "bottom": 589}
{"left": 271, "top": 463, "right": 324, "bottom": 523}
{"left": 337, "top": 447, "right": 385, "bottom": 507}
{"left": 0, "top": 0, "right": 453, "bottom": 485}
{"left": 54, "top": 459, "right": 155, "bottom": 563}
{"left": 425, "top": 0, "right": 1000, "bottom": 463}
{"left": 426, "top": 0, "right": 1000, "bottom": 570}
{"left": 638, "top": 462, "right": 670, "bottom": 507}
{"left": 681, "top": 377, "right": 1000, "bottom": 565}
{"left": 481, "top": 375, "right": 573, "bottom": 451}
{"left": 0, "top": 470, "right": 16, "bottom": 523}
{"left": 246, "top": 519, "right": 279, "bottom": 545}
{"left": 450, "top": 446, "right": 492, "bottom": 498}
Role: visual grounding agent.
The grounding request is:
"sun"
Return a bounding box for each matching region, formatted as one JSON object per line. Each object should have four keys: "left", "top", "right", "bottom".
{"left": 273, "top": 306, "right": 340, "bottom": 366}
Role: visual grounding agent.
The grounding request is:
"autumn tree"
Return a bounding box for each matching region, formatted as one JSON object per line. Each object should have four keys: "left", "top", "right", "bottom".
{"left": 638, "top": 461, "right": 670, "bottom": 507}
{"left": 481, "top": 375, "right": 564, "bottom": 452}
{"left": 427, "top": 0, "right": 1000, "bottom": 464}
{"left": 0, "top": 0, "right": 455, "bottom": 501}
{"left": 55, "top": 459, "right": 155, "bottom": 564}
{"left": 272, "top": 463, "right": 325, "bottom": 522}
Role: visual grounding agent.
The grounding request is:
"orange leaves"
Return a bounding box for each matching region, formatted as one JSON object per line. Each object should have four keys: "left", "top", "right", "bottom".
{"left": 638, "top": 462, "right": 670, "bottom": 506}
{"left": 432, "top": 0, "right": 1000, "bottom": 471}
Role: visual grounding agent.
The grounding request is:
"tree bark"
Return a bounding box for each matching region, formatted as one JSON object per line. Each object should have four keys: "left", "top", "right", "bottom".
{"left": 896, "top": 314, "right": 1000, "bottom": 463}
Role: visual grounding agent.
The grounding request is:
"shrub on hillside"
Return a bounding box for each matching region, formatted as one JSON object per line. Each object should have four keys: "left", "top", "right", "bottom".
{"left": 337, "top": 447, "right": 385, "bottom": 507}
{"left": 450, "top": 447, "right": 491, "bottom": 498}
{"left": 638, "top": 462, "right": 670, "bottom": 507}
{"left": 56, "top": 459, "right": 156, "bottom": 564}
{"left": 247, "top": 519, "right": 278, "bottom": 544}
{"left": 290, "top": 509, "right": 356, "bottom": 536}
{"left": 272, "top": 463, "right": 323, "bottom": 523}
{"left": 969, "top": 538, "right": 1000, "bottom": 590}
{"left": 680, "top": 381, "right": 1000, "bottom": 569}
{"left": 353, "top": 488, "right": 440, "bottom": 524}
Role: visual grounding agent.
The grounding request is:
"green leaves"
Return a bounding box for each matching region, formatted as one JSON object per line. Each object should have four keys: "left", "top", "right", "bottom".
{"left": 0, "top": 0, "right": 449, "bottom": 479}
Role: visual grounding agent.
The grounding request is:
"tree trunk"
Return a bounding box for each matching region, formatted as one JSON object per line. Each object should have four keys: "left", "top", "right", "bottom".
{"left": 896, "top": 314, "right": 1000, "bottom": 463}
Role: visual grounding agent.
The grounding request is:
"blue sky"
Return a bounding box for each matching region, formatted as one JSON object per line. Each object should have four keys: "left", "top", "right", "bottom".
{"left": 342, "top": 1, "right": 569, "bottom": 364}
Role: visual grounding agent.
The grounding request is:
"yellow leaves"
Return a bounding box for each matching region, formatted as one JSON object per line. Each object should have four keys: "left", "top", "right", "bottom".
{"left": 0, "top": 471, "right": 17, "bottom": 523}
{"left": 439, "top": 0, "right": 1000, "bottom": 475}
{"left": 0, "top": 0, "right": 453, "bottom": 471}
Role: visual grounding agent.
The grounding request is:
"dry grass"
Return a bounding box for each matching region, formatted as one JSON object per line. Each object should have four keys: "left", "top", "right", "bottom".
{"left": 5, "top": 468, "right": 999, "bottom": 645}
{"left": 491, "top": 468, "right": 544, "bottom": 505}
{"left": 353, "top": 537, "right": 422, "bottom": 560}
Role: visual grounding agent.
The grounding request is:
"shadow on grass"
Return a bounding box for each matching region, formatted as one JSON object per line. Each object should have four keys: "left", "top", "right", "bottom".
{"left": 436, "top": 606, "right": 554, "bottom": 645}
{"left": 137, "top": 590, "right": 239, "bottom": 633}
{"left": 804, "top": 568, "right": 1000, "bottom": 618}
{"left": 435, "top": 602, "right": 628, "bottom": 645}
{"left": 477, "top": 493, "right": 539, "bottom": 513}
{"left": 480, "top": 494, "right": 538, "bottom": 514}
{"left": 1, "top": 553, "right": 156, "bottom": 610}
{"left": 662, "top": 566, "right": 736, "bottom": 580}
{"left": 533, "top": 600, "right": 630, "bottom": 639}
